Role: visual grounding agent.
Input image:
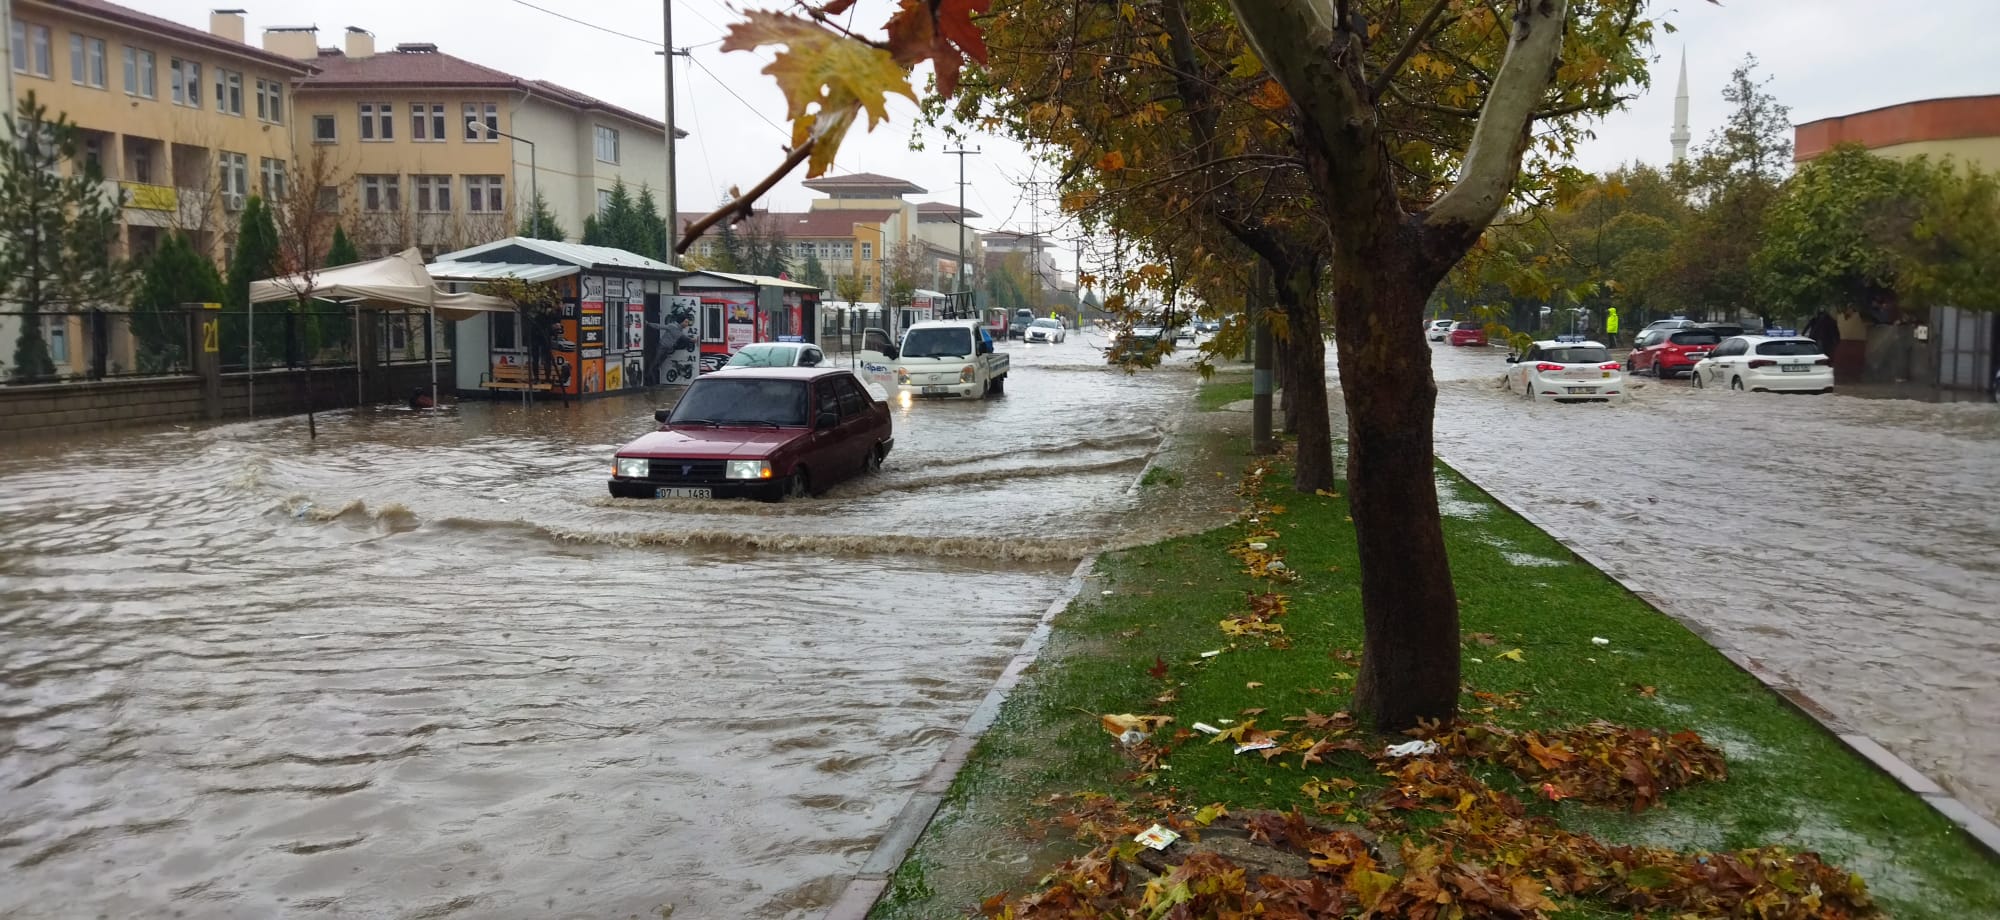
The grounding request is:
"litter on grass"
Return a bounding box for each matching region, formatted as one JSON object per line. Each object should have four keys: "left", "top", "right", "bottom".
{"left": 1591, "top": 636, "right": 1610, "bottom": 646}
{"left": 1135, "top": 825, "right": 1181, "bottom": 850}
{"left": 1192, "top": 722, "right": 1222, "bottom": 735}
{"left": 1199, "top": 649, "right": 1222, "bottom": 658}
{"left": 1385, "top": 739, "right": 1442, "bottom": 758}
{"left": 1234, "top": 739, "right": 1279, "bottom": 755}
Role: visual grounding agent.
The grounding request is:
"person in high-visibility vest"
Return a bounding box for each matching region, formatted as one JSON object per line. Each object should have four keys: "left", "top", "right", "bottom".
{"left": 1604, "top": 307, "right": 1620, "bottom": 347}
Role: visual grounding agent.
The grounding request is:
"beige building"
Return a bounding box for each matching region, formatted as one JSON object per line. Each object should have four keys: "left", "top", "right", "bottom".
{"left": 277, "top": 26, "right": 678, "bottom": 259}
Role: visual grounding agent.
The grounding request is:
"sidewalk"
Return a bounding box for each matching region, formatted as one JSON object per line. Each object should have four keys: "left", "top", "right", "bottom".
{"left": 844, "top": 381, "right": 2000, "bottom": 920}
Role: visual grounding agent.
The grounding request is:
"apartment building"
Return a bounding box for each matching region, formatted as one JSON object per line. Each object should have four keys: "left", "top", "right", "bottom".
{"left": 7, "top": 2, "right": 311, "bottom": 258}
{"left": 680, "top": 173, "right": 985, "bottom": 299}
{"left": 983, "top": 230, "right": 1069, "bottom": 297}
{"left": 276, "top": 26, "right": 677, "bottom": 259}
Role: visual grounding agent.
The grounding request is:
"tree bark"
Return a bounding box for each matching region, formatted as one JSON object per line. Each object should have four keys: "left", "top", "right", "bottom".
{"left": 1273, "top": 263, "right": 1334, "bottom": 492}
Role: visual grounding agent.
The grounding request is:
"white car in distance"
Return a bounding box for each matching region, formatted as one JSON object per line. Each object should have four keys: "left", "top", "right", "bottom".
{"left": 714, "top": 342, "right": 827, "bottom": 370}
{"left": 1024, "top": 317, "right": 1067, "bottom": 343}
{"left": 1505, "top": 338, "right": 1626, "bottom": 404}
{"left": 1690, "top": 336, "right": 1834, "bottom": 393}
{"left": 1426, "top": 319, "right": 1453, "bottom": 341}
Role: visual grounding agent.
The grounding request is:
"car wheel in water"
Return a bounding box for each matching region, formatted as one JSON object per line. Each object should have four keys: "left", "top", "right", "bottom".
{"left": 784, "top": 469, "right": 811, "bottom": 501}
{"left": 989, "top": 374, "right": 1005, "bottom": 395}
{"left": 1691, "top": 371, "right": 1703, "bottom": 389}
{"left": 865, "top": 445, "right": 883, "bottom": 474}
{"left": 1730, "top": 376, "right": 1745, "bottom": 391}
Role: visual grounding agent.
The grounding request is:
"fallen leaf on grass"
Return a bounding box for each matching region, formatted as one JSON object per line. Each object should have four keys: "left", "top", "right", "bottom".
{"left": 1100, "top": 713, "right": 1172, "bottom": 738}
{"left": 1240, "top": 707, "right": 1265, "bottom": 715}
{"left": 1636, "top": 685, "right": 1658, "bottom": 697}
{"left": 1465, "top": 632, "right": 1499, "bottom": 647}
{"left": 1495, "top": 648, "right": 1525, "bottom": 662}
{"left": 1245, "top": 682, "right": 1264, "bottom": 689}
{"left": 1147, "top": 656, "right": 1169, "bottom": 680}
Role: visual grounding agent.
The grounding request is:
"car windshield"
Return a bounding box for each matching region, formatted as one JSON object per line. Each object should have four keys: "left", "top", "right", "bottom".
{"left": 1031, "top": 318, "right": 1061, "bottom": 328}
{"left": 725, "top": 345, "right": 796, "bottom": 367}
{"left": 1454, "top": 321, "right": 1481, "bottom": 331}
{"left": 901, "top": 327, "right": 974, "bottom": 359}
{"left": 669, "top": 377, "right": 808, "bottom": 426}
{"left": 1542, "top": 346, "right": 1609, "bottom": 364}
{"left": 1668, "top": 331, "right": 1721, "bottom": 346}
{"left": 1755, "top": 339, "right": 1822, "bottom": 356}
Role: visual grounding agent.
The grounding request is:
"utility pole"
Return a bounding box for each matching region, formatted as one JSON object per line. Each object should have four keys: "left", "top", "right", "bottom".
{"left": 661, "top": 2, "right": 679, "bottom": 260}
{"left": 945, "top": 147, "right": 979, "bottom": 315}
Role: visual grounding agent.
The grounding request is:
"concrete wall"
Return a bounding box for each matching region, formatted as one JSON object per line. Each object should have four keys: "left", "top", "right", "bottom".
{"left": 0, "top": 361, "right": 449, "bottom": 441}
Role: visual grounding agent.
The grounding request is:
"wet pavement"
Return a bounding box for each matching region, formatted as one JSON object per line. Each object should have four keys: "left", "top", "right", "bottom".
{"left": 1417, "top": 342, "right": 2000, "bottom": 823}
{"left": 0, "top": 333, "right": 1209, "bottom": 919}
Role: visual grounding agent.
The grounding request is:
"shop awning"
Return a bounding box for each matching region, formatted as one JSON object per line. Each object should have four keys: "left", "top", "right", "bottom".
{"left": 249, "top": 248, "right": 515, "bottom": 319}
{"left": 426, "top": 261, "right": 580, "bottom": 285}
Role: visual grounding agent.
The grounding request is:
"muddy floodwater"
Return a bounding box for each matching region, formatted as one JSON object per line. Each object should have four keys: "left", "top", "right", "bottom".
{"left": 0, "top": 336, "right": 1204, "bottom": 919}
{"left": 1421, "top": 342, "right": 2000, "bottom": 824}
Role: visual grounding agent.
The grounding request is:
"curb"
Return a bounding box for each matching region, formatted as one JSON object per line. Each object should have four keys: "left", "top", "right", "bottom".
{"left": 1437, "top": 454, "right": 2000, "bottom": 861}
{"left": 822, "top": 422, "right": 1183, "bottom": 919}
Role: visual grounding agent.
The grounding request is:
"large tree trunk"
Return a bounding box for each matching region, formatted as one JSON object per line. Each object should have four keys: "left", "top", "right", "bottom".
{"left": 1274, "top": 265, "right": 1334, "bottom": 493}
{"left": 1274, "top": 322, "right": 1297, "bottom": 435}
{"left": 1335, "top": 236, "right": 1462, "bottom": 730}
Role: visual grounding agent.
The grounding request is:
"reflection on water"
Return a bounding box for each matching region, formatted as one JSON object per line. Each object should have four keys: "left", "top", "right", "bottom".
{"left": 1423, "top": 343, "right": 2000, "bottom": 823}
{"left": 0, "top": 336, "right": 1202, "bottom": 919}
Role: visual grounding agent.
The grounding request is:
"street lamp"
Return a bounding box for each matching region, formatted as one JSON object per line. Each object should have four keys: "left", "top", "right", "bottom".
{"left": 470, "top": 120, "right": 537, "bottom": 238}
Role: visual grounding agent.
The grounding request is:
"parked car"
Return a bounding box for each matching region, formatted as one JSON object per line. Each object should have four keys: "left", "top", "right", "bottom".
{"left": 1627, "top": 327, "right": 1721, "bottom": 378}
{"left": 894, "top": 320, "right": 1011, "bottom": 397}
{"left": 1426, "top": 319, "right": 1454, "bottom": 341}
{"left": 1638, "top": 318, "right": 1701, "bottom": 338}
{"left": 715, "top": 342, "right": 826, "bottom": 370}
{"left": 1175, "top": 322, "right": 1197, "bottom": 343}
{"left": 1024, "top": 317, "right": 1068, "bottom": 344}
{"left": 1448, "top": 321, "right": 1488, "bottom": 347}
{"left": 1111, "top": 322, "right": 1170, "bottom": 364}
{"left": 1505, "top": 339, "right": 1626, "bottom": 404}
{"left": 1690, "top": 336, "right": 1833, "bottom": 393}
{"left": 608, "top": 368, "right": 893, "bottom": 501}
{"left": 1009, "top": 308, "right": 1035, "bottom": 339}
{"left": 1698, "top": 321, "right": 1748, "bottom": 338}
{"left": 1196, "top": 319, "right": 1222, "bottom": 334}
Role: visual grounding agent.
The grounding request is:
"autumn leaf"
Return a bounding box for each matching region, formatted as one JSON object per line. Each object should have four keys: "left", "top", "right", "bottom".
{"left": 882, "top": 0, "right": 991, "bottom": 97}
{"left": 1147, "top": 655, "right": 1168, "bottom": 680}
{"left": 1097, "top": 150, "right": 1128, "bottom": 172}
{"left": 1249, "top": 79, "right": 1291, "bottom": 111}
{"left": 1100, "top": 713, "right": 1171, "bottom": 738}
{"left": 1464, "top": 631, "right": 1499, "bottom": 647}
{"left": 1495, "top": 648, "right": 1526, "bottom": 662}
{"left": 723, "top": 10, "right": 914, "bottom": 176}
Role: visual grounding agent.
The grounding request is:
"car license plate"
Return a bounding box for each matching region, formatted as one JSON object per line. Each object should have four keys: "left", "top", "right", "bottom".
{"left": 1781, "top": 364, "right": 1809, "bottom": 373}
{"left": 922, "top": 385, "right": 948, "bottom": 394}
{"left": 1566, "top": 386, "right": 1596, "bottom": 395}
{"left": 656, "top": 487, "right": 711, "bottom": 499}
{"left": 1601, "top": 371, "right": 1612, "bottom": 378}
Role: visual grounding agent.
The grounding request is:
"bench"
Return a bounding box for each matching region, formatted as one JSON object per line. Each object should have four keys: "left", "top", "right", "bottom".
{"left": 479, "top": 364, "right": 557, "bottom": 391}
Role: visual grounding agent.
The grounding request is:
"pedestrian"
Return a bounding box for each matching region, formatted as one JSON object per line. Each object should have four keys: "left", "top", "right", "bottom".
{"left": 1804, "top": 310, "right": 1838, "bottom": 357}
{"left": 1604, "top": 306, "right": 1620, "bottom": 348}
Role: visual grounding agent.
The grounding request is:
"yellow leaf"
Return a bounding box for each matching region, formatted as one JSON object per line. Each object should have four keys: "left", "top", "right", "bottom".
{"left": 1496, "top": 648, "right": 1525, "bottom": 662}
{"left": 1096, "top": 150, "right": 1127, "bottom": 172}
{"left": 1348, "top": 867, "right": 1396, "bottom": 910}
{"left": 1193, "top": 803, "right": 1228, "bottom": 825}
{"left": 725, "top": 11, "right": 915, "bottom": 145}
{"left": 1246, "top": 681, "right": 1264, "bottom": 689}
{"left": 1249, "top": 79, "right": 1291, "bottom": 111}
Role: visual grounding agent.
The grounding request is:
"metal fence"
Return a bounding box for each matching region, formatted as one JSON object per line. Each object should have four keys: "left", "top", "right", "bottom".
{"left": 0, "top": 308, "right": 194, "bottom": 385}
{"left": 0, "top": 307, "right": 452, "bottom": 386}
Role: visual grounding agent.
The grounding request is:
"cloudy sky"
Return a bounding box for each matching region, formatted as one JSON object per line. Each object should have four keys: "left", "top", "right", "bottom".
{"left": 132, "top": 0, "right": 1997, "bottom": 263}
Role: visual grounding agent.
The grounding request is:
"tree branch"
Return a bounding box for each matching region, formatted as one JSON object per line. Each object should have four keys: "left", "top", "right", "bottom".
{"left": 1369, "top": 0, "right": 1455, "bottom": 100}
{"left": 1425, "top": 0, "right": 1573, "bottom": 232}
{"left": 675, "top": 139, "right": 815, "bottom": 256}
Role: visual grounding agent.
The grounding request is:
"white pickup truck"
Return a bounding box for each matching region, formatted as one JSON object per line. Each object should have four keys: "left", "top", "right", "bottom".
{"left": 875, "top": 320, "right": 1010, "bottom": 398}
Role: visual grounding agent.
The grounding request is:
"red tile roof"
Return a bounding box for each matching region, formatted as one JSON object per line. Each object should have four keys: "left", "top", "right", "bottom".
{"left": 917, "top": 201, "right": 982, "bottom": 219}
{"left": 299, "top": 47, "right": 672, "bottom": 133}
{"left": 30, "top": 0, "right": 314, "bottom": 72}
{"left": 800, "top": 172, "right": 926, "bottom": 195}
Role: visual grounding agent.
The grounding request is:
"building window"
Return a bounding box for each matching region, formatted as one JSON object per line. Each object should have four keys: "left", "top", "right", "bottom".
{"left": 259, "top": 158, "right": 286, "bottom": 198}
{"left": 255, "top": 78, "right": 283, "bottom": 123}
{"left": 359, "top": 102, "right": 392, "bottom": 141}
{"left": 594, "top": 124, "right": 619, "bottom": 164}
{"left": 170, "top": 58, "right": 200, "bottom": 107}
{"left": 219, "top": 151, "right": 248, "bottom": 205}
{"left": 699, "top": 241, "right": 713, "bottom": 257}
{"left": 45, "top": 316, "right": 69, "bottom": 364}
{"left": 316, "top": 185, "right": 340, "bottom": 214}
{"left": 465, "top": 175, "right": 503, "bottom": 213}
{"left": 13, "top": 22, "right": 53, "bottom": 77}
{"left": 414, "top": 175, "right": 452, "bottom": 213}
{"left": 702, "top": 304, "right": 724, "bottom": 343}
{"left": 123, "top": 47, "right": 155, "bottom": 98}
{"left": 412, "top": 103, "right": 445, "bottom": 141}
{"left": 860, "top": 242, "right": 873, "bottom": 261}
{"left": 70, "top": 34, "right": 106, "bottom": 87}
{"left": 312, "top": 114, "right": 336, "bottom": 143}
{"left": 862, "top": 276, "right": 874, "bottom": 294}
{"left": 463, "top": 102, "right": 498, "bottom": 140}
{"left": 795, "top": 241, "right": 813, "bottom": 258}
{"left": 597, "top": 188, "right": 612, "bottom": 214}
{"left": 491, "top": 313, "right": 517, "bottom": 350}
{"left": 132, "top": 151, "right": 152, "bottom": 183}
{"left": 360, "top": 175, "right": 401, "bottom": 212}
{"left": 214, "top": 68, "right": 242, "bottom": 115}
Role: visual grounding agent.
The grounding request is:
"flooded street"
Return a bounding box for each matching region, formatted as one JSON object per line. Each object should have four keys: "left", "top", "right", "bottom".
{"left": 1420, "top": 342, "right": 2000, "bottom": 823}
{"left": 0, "top": 335, "right": 1201, "bottom": 919}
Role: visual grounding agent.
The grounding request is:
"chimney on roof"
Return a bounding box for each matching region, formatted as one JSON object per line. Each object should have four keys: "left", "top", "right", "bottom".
{"left": 394, "top": 43, "right": 439, "bottom": 53}
{"left": 262, "top": 25, "right": 319, "bottom": 60}
{"left": 344, "top": 26, "right": 375, "bottom": 59}
{"left": 210, "top": 9, "right": 246, "bottom": 43}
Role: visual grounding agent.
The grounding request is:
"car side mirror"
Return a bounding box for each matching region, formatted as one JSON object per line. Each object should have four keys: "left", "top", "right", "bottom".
{"left": 883, "top": 346, "right": 899, "bottom": 360}
{"left": 816, "top": 411, "right": 839, "bottom": 430}
{"left": 1505, "top": 356, "right": 1518, "bottom": 363}
{"left": 654, "top": 409, "right": 671, "bottom": 424}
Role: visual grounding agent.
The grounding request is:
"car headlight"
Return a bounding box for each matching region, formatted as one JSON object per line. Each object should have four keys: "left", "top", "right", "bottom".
{"left": 960, "top": 365, "right": 976, "bottom": 382}
{"left": 726, "top": 459, "right": 773, "bottom": 480}
{"left": 615, "top": 457, "right": 648, "bottom": 478}
{"left": 895, "top": 367, "right": 909, "bottom": 383}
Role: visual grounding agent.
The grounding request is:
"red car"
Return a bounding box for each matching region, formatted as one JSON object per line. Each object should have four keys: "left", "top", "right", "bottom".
{"left": 608, "top": 367, "right": 894, "bottom": 501}
{"left": 1448, "top": 321, "right": 1488, "bottom": 347}
{"left": 1627, "top": 327, "right": 1722, "bottom": 378}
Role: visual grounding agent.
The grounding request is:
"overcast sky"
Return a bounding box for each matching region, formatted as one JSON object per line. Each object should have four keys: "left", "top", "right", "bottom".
{"left": 132, "top": 0, "right": 1998, "bottom": 264}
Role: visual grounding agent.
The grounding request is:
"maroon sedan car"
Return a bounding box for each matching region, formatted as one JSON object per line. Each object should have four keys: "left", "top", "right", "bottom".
{"left": 609, "top": 367, "right": 893, "bottom": 501}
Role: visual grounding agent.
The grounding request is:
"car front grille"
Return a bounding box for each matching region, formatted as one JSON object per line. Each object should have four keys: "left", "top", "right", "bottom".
{"left": 642, "top": 459, "right": 728, "bottom": 483}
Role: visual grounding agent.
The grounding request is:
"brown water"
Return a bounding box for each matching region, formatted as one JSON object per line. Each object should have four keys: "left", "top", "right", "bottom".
{"left": 1420, "top": 343, "right": 2000, "bottom": 824}
{"left": 0, "top": 337, "right": 1202, "bottom": 919}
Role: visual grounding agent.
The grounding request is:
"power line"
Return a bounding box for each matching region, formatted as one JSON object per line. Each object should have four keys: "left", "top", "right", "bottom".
{"left": 503, "top": 0, "right": 661, "bottom": 46}
{"left": 680, "top": 56, "right": 718, "bottom": 208}
{"left": 686, "top": 55, "right": 790, "bottom": 140}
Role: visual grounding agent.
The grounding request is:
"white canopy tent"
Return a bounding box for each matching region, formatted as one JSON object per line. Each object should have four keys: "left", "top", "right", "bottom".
{"left": 249, "top": 248, "right": 515, "bottom": 411}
